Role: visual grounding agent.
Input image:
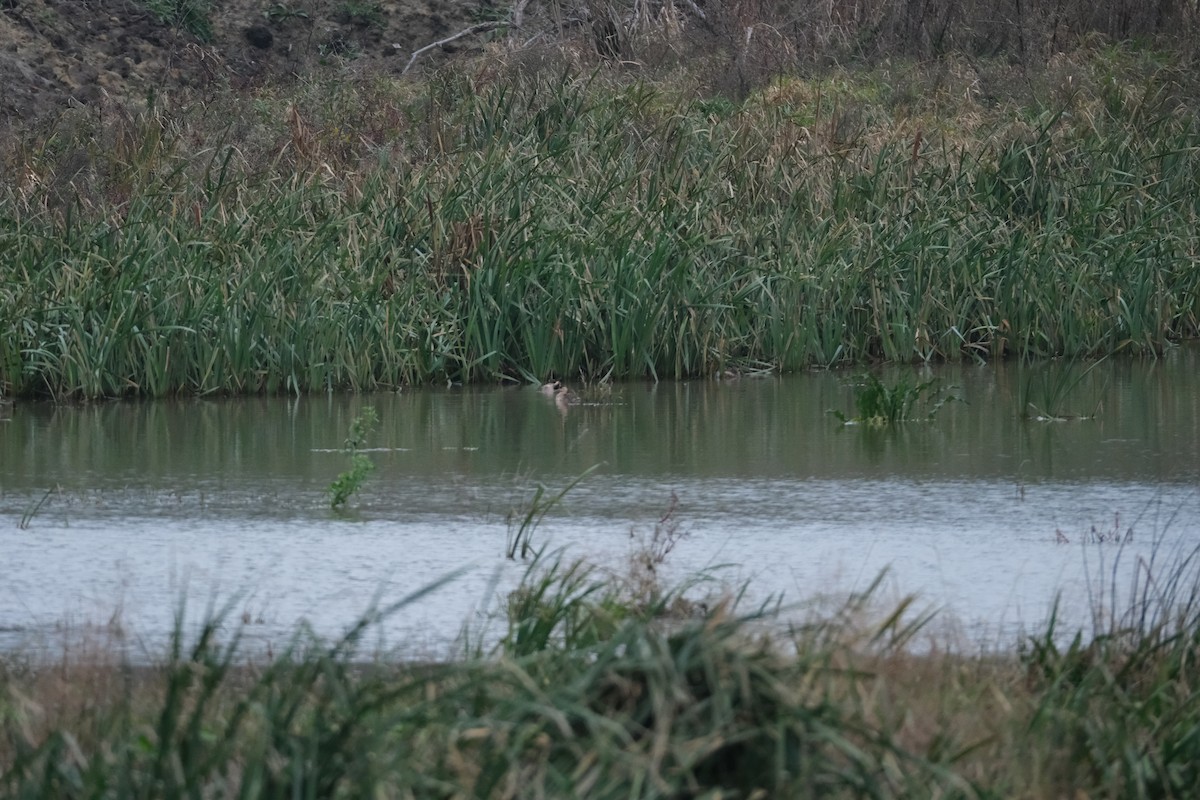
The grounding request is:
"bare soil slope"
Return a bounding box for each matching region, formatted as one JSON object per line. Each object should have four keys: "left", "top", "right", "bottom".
{"left": 1, "top": 0, "right": 483, "bottom": 123}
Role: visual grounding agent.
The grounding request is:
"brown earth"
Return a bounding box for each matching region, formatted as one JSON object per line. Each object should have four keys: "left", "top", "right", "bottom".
{"left": 0, "top": 0, "right": 489, "bottom": 125}
{"left": 7, "top": 1, "right": 1193, "bottom": 133}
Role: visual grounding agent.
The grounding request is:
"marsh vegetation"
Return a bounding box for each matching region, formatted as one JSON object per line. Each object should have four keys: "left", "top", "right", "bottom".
{"left": 2, "top": 2, "right": 1198, "bottom": 399}
{"left": 4, "top": 542, "right": 1200, "bottom": 799}
{"left": 3, "top": 1, "right": 1200, "bottom": 795}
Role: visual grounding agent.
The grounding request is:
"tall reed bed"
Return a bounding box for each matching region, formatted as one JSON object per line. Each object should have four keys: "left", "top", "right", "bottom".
{"left": 2, "top": 48, "right": 1198, "bottom": 398}
{"left": 4, "top": 546, "right": 1200, "bottom": 798}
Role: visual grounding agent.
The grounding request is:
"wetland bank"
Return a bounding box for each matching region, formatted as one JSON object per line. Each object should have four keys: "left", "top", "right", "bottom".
{"left": 3, "top": 0, "right": 1200, "bottom": 795}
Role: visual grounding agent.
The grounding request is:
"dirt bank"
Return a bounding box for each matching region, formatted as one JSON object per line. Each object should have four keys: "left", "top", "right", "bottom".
{"left": 0, "top": 0, "right": 484, "bottom": 123}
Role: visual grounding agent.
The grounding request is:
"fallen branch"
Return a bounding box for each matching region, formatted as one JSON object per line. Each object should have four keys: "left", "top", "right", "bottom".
{"left": 402, "top": 21, "right": 506, "bottom": 74}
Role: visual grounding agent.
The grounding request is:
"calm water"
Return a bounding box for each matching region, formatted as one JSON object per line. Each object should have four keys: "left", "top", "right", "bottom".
{"left": 2, "top": 351, "right": 1199, "bottom": 657}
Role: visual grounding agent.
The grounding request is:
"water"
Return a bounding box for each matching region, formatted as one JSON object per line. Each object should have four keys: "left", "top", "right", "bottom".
{"left": 2, "top": 351, "right": 1199, "bottom": 658}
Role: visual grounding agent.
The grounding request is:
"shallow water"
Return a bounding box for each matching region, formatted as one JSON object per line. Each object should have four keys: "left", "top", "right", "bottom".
{"left": 2, "top": 350, "right": 1199, "bottom": 658}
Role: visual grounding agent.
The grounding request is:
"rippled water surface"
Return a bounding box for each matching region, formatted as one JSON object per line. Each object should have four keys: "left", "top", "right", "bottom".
{"left": 3, "top": 351, "right": 1199, "bottom": 657}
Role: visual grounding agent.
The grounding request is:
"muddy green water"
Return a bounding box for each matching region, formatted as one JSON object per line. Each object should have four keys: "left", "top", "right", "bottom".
{"left": 2, "top": 350, "right": 1198, "bottom": 656}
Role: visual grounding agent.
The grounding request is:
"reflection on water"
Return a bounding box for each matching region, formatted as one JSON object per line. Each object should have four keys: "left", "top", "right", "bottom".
{"left": 2, "top": 349, "right": 1199, "bottom": 655}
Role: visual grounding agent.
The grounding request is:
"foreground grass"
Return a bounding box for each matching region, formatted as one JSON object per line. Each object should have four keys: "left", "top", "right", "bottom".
{"left": 3, "top": 548, "right": 1200, "bottom": 799}
{"left": 1, "top": 40, "right": 1198, "bottom": 399}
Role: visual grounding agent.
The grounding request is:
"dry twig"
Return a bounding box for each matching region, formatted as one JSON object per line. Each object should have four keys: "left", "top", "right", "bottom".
{"left": 402, "top": 21, "right": 507, "bottom": 74}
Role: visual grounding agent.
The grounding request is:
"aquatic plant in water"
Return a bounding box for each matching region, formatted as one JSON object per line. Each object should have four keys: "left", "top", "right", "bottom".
{"left": 18, "top": 487, "right": 55, "bottom": 531}
{"left": 328, "top": 407, "right": 378, "bottom": 509}
{"left": 506, "top": 464, "right": 601, "bottom": 559}
{"left": 1020, "top": 357, "right": 1107, "bottom": 421}
{"left": 831, "top": 372, "right": 954, "bottom": 426}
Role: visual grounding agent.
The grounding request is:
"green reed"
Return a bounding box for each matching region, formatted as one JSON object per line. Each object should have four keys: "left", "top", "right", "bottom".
{"left": 2, "top": 50, "right": 1198, "bottom": 398}
{"left": 5, "top": 542, "right": 1200, "bottom": 798}
{"left": 506, "top": 465, "right": 601, "bottom": 560}
{"left": 1020, "top": 358, "right": 1109, "bottom": 420}
{"left": 1015, "top": 539, "right": 1200, "bottom": 798}
{"left": 0, "top": 553, "right": 949, "bottom": 799}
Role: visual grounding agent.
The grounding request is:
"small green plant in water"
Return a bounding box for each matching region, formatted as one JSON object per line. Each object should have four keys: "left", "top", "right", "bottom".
{"left": 831, "top": 372, "right": 954, "bottom": 426}
{"left": 1020, "top": 358, "right": 1107, "bottom": 421}
{"left": 329, "top": 407, "right": 378, "bottom": 509}
{"left": 19, "top": 487, "right": 56, "bottom": 531}
{"left": 506, "top": 464, "right": 601, "bottom": 559}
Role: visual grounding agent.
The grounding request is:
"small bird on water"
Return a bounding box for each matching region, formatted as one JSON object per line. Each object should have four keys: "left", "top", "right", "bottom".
{"left": 538, "top": 380, "right": 581, "bottom": 412}
{"left": 554, "top": 384, "right": 581, "bottom": 412}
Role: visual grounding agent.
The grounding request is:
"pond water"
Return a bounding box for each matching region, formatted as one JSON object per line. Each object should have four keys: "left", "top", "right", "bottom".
{"left": 2, "top": 350, "right": 1199, "bottom": 658}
